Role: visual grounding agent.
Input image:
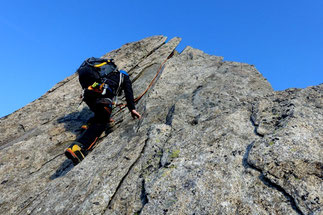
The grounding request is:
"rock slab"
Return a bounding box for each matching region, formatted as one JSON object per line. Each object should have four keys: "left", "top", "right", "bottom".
{"left": 0, "top": 36, "right": 322, "bottom": 215}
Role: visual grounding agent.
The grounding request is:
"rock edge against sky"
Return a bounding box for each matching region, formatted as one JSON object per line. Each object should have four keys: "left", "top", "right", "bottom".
{"left": 0, "top": 36, "right": 322, "bottom": 215}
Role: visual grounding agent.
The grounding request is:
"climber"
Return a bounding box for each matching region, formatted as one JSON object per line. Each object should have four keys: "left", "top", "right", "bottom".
{"left": 65, "top": 57, "right": 141, "bottom": 165}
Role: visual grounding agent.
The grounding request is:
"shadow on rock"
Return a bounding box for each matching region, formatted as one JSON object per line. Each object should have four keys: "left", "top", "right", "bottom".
{"left": 50, "top": 159, "right": 74, "bottom": 180}
{"left": 52, "top": 107, "right": 117, "bottom": 180}
{"left": 56, "top": 106, "right": 93, "bottom": 135}
{"left": 242, "top": 142, "right": 255, "bottom": 169}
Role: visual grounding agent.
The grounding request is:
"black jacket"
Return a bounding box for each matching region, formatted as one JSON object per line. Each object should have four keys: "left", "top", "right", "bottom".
{"left": 78, "top": 65, "right": 136, "bottom": 111}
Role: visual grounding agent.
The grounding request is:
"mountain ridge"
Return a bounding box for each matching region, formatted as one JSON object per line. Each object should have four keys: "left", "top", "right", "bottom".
{"left": 0, "top": 36, "right": 322, "bottom": 215}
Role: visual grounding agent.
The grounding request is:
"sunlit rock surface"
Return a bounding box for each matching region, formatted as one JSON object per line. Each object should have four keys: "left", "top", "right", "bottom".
{"left": 0, "top": 36, "right": 321, "bottom": 215}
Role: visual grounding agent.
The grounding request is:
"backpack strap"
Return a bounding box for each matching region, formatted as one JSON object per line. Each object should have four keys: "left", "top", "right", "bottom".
{"left": 120, "top": 70, "right": 129, "bottom": 76}
{"left": 112, "top": 72, "right": 123, "bottom": 106}
{"left": 111, "top": 70, "right": 130, "bottom": 107}
{"left": 117, "top": 72, "right": 124, "bottom": 95}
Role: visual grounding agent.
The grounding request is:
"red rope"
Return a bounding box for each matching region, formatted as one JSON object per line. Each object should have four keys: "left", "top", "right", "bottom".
{"left": 115, "top": 53, "right": 173, "bottom": 112}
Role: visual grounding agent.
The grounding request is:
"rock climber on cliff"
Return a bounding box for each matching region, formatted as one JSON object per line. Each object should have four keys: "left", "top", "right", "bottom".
{"left": 65, "top": 57, "right": 141, "bottom": 165}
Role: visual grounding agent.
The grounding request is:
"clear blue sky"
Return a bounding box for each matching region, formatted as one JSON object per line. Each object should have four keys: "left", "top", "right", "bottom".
{"left": 0, "top": 0, "right": 322, "bottom": 117}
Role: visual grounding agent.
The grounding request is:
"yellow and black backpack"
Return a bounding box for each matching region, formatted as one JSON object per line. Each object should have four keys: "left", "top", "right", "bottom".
{"left": 77, "top": 57, "right": 128, "bottom": 100}
{"left": 78, "top": 57, "right": 118, "bottom": 86}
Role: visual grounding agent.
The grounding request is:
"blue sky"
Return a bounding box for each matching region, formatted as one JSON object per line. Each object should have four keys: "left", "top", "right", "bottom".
{"left": 0, "top": 0, "right": 322, "bottom": 117}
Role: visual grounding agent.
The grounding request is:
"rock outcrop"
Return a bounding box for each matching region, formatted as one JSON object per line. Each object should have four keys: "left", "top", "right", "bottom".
{"left": 0, "top": 36, "right": 322, "bottom": 215}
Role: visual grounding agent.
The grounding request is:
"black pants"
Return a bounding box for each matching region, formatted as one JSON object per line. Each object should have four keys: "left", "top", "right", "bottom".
{"left": 77, "top": 97, "right": 112, "bottom": 150}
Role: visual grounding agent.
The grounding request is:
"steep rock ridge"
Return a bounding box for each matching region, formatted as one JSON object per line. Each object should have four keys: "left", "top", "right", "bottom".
{"left": 0, "top": 35, "right": 178, "bottom": 214}
{"left": 0, "top": 35, "right": 167, "bottom": 148}
{"left": 0, "top": 36, "right": 322, "bottom": 215}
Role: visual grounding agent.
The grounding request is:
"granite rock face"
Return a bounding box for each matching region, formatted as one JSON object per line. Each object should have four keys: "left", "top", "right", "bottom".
{"left": 0, "top": 36, "right": 322, "bottom": 215}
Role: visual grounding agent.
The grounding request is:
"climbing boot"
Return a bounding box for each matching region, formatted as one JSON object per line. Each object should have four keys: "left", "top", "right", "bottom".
{"left": 64, "top": 142, "right": 86, "bottom": 165}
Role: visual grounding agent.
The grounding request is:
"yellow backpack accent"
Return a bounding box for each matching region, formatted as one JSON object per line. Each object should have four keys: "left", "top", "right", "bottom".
{"left": 94, "top": 62, "right": 107, "bottom": 67}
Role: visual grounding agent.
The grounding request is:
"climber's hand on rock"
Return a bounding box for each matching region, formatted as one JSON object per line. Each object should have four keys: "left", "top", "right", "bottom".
{"left": 131, "top": 110, "right": 141, "bottom": 119}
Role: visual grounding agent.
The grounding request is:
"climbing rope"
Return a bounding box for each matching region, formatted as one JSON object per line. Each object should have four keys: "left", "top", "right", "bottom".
{"left": 113, "top": 52, "right": 174, "bottom": 114}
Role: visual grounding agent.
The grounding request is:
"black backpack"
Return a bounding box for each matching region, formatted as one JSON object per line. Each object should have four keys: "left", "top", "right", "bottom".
{"left": 84, "top": 57, "right": 117, "bottom": 77}
{"left": 78, "top": 57, "right": 118, "bottom": 86}
{"left": 77, "top": 57, "right": 126, "bottom": 96}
